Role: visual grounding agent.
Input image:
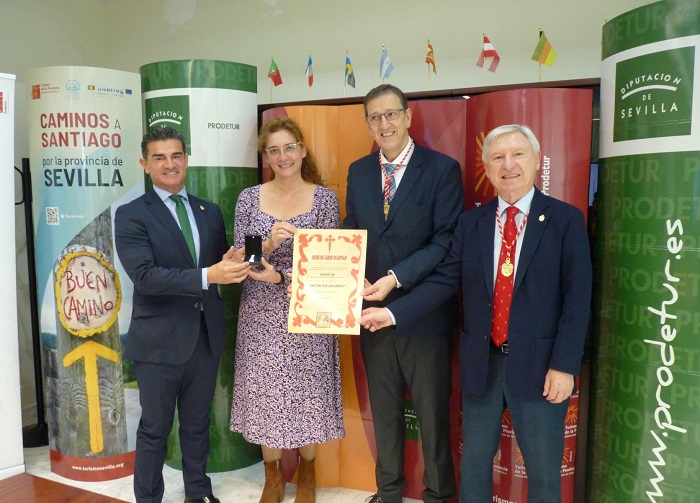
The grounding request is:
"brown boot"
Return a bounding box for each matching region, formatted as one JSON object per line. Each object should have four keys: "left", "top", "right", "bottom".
{"left": 294, "top": 457, "right": 316, "bottom": 503}
{"left": 260, "top": 459, "right": 285, "bottom": 503}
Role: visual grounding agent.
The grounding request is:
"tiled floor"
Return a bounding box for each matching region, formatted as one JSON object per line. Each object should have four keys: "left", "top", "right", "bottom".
{"left": 23, "top": 446, "right": 421, "bottom": 503}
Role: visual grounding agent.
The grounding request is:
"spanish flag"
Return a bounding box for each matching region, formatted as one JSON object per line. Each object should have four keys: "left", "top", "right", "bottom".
{"left": 425, "top": 42, "right": 437, "bottom": 74}
{"left": 531, "top": 32, "right": 556, "bottom": 66}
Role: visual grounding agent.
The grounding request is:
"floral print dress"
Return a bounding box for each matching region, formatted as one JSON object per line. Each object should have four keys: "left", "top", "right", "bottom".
{"left": 229, "top": 185, "right": 345, "bottom": 448}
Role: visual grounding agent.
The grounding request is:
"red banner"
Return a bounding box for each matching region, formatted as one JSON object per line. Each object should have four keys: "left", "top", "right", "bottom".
{"left": 465, "top": 88, "right": 592, "bottom": 216}
{"left": 465, "top": 88, "right": 592, "bottom": 503}
{"left": 50, "top": 449, "right": 135, "bottom": 482}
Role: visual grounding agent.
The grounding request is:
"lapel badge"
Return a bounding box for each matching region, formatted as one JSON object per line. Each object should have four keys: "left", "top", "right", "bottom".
{"left": 539, "top": 214, "right": 545, "bottom": 222}
{"left": 200, "top": 205, "right": 205, "bottom": 211}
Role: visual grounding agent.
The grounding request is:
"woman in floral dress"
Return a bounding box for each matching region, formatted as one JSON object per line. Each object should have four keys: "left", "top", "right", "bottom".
{"left": 230, "top": 117, "right": 344, "bottom": 503}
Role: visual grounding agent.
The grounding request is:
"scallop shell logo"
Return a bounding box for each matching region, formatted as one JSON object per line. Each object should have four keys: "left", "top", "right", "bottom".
{"left": 66, "top": 80, "right": 80, "bottom": 92}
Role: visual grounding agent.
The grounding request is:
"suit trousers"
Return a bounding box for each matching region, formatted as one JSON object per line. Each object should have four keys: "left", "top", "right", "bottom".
{"left": 133, "top": 315, "right": 220, "bottom": 503}
{"left": 460, "top": 350, "right": 569, "bottom": 503}
{"left": 361, "top": 327, "right": 455, "bottom": 503}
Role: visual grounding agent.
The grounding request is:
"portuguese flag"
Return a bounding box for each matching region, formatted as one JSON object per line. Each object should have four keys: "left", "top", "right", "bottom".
{"left": 268, "top": 58, "right": 283, "bottom": 86}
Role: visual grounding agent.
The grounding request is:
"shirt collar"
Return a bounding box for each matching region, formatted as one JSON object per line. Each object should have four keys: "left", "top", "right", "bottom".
{"left": 380, "top": 136, "right": 415, "bottom": 166}
{"left": 154, "top": 185, "right": 188, "bottom": 204}
{"left": 497, "top": 186, "right": 535, "bottom": 217}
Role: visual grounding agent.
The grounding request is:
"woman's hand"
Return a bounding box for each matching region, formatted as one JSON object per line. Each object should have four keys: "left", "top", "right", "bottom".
{"left": 248, "top": 257, "right": 283, "bottom": 284}
{"left": 264, "top": 222, "right": 297, "bottom": 255}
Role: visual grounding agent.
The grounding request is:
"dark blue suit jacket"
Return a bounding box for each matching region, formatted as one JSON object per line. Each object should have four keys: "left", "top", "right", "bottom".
{"left": 390, "top": 189, "right": 592, "bottom": 400}
{"left": 115, "top": 189, "right": 230, "bottom": 365}
{"left": 343, "top": 143, "right": 464, "bottom": 337}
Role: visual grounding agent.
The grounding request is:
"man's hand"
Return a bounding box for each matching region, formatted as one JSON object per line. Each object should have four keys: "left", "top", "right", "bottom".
{"left": 208, "top": 247, "right": 249, "bottom": 284}
{"left": 360, "top": 307, "right": 394, "bottom": 332}
{"left": 362, "top": 274, "right": 397, "bottom": 302}
{"left": 543, "top": 369, "right": 574, "bottom": 404}
{"left": 222, "top": 246, "right": 244, "bottom": 262}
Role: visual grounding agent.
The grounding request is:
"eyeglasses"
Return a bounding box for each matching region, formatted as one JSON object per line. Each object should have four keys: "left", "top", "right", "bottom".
{"left": 264, "top": 142, "right": 302, "bottom": 157}
{"left": 366, "top": 109, "right": 405, "bottom": 125}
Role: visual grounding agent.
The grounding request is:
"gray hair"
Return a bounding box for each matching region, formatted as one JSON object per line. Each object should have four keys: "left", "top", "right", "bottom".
{"left": 482, "top": 124, "right": 540, "bottom": 163}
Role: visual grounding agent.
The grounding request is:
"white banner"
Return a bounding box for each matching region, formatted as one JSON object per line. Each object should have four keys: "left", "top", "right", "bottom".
{"left": 0, "top": 72, "right": 23, "bottom": 479}
{"left": 27, "top": 66, "right": 142, "bottom": 480}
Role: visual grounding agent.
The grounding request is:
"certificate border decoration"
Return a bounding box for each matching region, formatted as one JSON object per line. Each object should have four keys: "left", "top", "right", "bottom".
{"left": 289, "top": 229, "right": 367, "bottom": 335}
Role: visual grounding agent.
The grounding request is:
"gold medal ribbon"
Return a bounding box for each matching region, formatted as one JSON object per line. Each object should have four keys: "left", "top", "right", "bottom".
{"left": 380, "top": 139, "right": 414, "bottom": 219}
{"left": 496, "top": 206, "right": 528, "bottom": 277}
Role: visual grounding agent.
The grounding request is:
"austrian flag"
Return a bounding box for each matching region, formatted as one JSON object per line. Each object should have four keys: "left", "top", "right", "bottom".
{"left": 476, "top": 35, "right": 500, "bottom": 73}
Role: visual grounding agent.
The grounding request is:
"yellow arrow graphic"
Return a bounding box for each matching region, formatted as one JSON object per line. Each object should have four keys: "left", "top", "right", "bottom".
{"left": 63, "top": 340, "right": 120, "bottom": 453}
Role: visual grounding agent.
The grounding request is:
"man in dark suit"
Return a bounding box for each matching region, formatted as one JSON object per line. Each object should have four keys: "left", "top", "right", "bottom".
{"left": 361, "top": 124, "right": 592, "bottom": 502}
{"left": 115, "top": 127, "right": 249, "bottom": 503}
{"left": 343, "top": 84, "right": 463, "bottom": 503}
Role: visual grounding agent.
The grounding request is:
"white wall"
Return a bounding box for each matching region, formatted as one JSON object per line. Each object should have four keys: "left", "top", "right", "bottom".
{"left": 1, "top": 0, "right": 654, "bottom": 431}
{"left": 0, "top": 72, "right": 23, "bottom": 479}
{"left": 102, "top": 0, "right": 655, "bottom": 103}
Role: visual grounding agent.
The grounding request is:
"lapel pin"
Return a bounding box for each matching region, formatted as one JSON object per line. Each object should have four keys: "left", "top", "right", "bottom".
{"left": 200, "top": 205, "right": 205, "bottom": 211}
{"left": 539, "top": 214, "right": 545, "bottom": 222}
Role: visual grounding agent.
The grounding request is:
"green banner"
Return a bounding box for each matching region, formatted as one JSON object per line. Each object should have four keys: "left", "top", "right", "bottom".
{"left": 601, "top": 3, "right": 700, "bottom": 59}
{"left": 589, "top": 1, "right": 700, "bottom": 501}
{"left": 140, "top": 59, "right": 261, "bottom": 472}
{"left": 141, "top": 59, "right": 257, "bottom": 92}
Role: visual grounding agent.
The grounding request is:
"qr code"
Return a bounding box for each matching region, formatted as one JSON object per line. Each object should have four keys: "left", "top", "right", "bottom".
{"left": 46, "top": 207, "right": 59, "bottom": 225}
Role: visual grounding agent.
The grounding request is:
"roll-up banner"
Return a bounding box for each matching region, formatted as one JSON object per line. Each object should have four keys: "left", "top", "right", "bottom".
{"left": 28, "top": 66, "right": 142, "bottom": 481}
{"left": 589, "top": 1, "right": 700, "bottom": 502}
{"left": 0, "top": 72, "right": 23, "bottom": 479}
{"left": 466, "top": 88, "right": 593, "bottom": 503}
{"left": 140, "top": 59, "right": 261, "bottom": 472}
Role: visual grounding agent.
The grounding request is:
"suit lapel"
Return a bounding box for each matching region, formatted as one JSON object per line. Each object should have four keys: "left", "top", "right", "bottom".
{"left": 364, "top": 155, "right": 386, "bottom": 229}
{"left": 145, "top": 189, "right": 196, "bottom": 267}
{"left": 513, "top": 189, "right": 550, "bottom": 294}
{"left": 479, "top": 199, "right": 498, "bottom": 297}
{"left": 384, "top": 145, "right": 422, "bottom": 226}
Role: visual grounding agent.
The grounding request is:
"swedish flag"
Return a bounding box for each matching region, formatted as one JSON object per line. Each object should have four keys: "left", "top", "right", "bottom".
{"left": 345, "top": 56, "right": 356, "bottom": 88}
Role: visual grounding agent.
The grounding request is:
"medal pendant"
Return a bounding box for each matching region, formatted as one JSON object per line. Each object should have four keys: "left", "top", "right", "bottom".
{"left": 383, "top": 202, "right": 390, "bottom": 218}
{"left": 501, "top": 256, "right": 514, "bottom": 277}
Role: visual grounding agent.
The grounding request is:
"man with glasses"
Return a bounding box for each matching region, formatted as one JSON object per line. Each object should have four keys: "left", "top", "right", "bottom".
{"left": 343, "top": 84, "right": 463, "bottom": 503}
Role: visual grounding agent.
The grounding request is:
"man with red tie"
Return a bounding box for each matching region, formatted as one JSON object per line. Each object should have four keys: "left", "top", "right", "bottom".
{"left": 344, "top": 84, "right": 462, "bottom": 503}
{"left": 360, "top": 124, "right": 592, "bottom": 502}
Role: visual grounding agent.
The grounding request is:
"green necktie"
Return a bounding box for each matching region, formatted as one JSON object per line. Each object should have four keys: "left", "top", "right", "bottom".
{"left": 170, "top": 194, "right": 197, "bottom": 265}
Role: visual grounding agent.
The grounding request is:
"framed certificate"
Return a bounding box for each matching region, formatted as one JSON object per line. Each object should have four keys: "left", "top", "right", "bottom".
{"left": 288, "top": 229, "right": 367, "bottom": 335}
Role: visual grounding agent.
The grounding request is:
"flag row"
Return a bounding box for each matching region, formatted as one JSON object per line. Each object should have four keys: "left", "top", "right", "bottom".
{"left": 267, "top": 32, "right": 557, "bottom": 88}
